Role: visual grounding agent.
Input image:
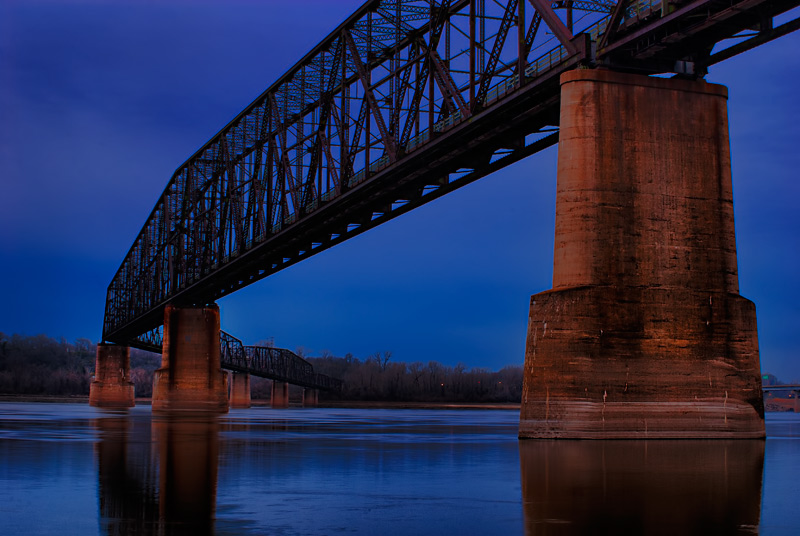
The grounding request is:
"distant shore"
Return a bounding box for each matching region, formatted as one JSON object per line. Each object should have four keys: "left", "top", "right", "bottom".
{"left": 0, "top": 394, "right": 519, "bottom": 410}
{"left": 2, "top": 394, "right": 795, "bottom": 412}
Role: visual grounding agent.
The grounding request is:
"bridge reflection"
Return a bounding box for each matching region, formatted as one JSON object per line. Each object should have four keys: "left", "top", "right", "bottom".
{"left": 93, "top": 413, "right": 219, "bottom": 535}
{"left": 519, "top": 439, "right": 765, "bottom": 534}
{"left": 93, "top": 410, "right": 767, "bottom": 534}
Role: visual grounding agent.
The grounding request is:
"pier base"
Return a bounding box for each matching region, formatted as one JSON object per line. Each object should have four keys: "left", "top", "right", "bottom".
{"left": 271, "top": 381, "right": 289, "bottom": 409}
{"left": 519, "top": 70, "right": 764, "bottom": 439}
{"left": 89, "top": 344, "right": 135, "bottom": 408}
{"left": 152, "top": 304, "right": 228, "bottom": 413}
{"left": 302, "top": 389, "right": 319, "bottom": 408}
{"left": 229, "top": 372, "right": 251, "bottom": 409}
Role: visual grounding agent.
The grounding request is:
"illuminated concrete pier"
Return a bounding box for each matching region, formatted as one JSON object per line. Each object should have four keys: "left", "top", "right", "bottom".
{"left": 152, "top": 304, "right": 228, "bottom": 413}
{"left": 519, "top": 70, "right": 765, "bottom": 439}
{"left": 89, "top": 343, "right": 135, "bottom": 408}
{"left": 228, "top": 372, "right": 251, "bottom": 409}
{"left": 302, "top": 388, "right": 319, "bottom": 408}
{"left": 271, "top": 381, "right": 289, "bottom": 409}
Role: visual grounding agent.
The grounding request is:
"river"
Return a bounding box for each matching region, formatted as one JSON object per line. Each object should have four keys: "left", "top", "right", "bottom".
{"left": 0, "top": 403, "right": 797, "bottom": 535}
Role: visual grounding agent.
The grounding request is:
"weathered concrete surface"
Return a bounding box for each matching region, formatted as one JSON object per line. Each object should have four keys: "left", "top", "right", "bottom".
{"left": 152, "top": 304, "right": 229, "bottom": 413}
{"left": 89, "top": 343, "right": 135, "bottom": 408}
{"left": 229, "top": 372, "right": 251, "bottom": 409}
{"left": 302, "top": 388, "right": 319, "bottom": 408}
{"left": 520, "top": 70, "right": 765, "bottom": 438}
{"left": 271, "top": 381, "right": 289, "bottom": 409}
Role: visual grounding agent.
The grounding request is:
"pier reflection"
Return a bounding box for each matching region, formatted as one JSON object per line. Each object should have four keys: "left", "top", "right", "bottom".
{"left": 519, "top": 440, "right": 765, "bottom": 535}
{"left": 93, "top": 412, "right": 220, "bottom": 535}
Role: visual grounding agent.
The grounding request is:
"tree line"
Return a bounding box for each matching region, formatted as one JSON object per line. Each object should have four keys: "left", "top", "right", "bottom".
{"left": 307, "top": 351, "right": 522, "bottom": 403}
{"left": 0, "top": 333, "right": 523, "bottom": 403}
{"left": 0, "top": 333, "right": 159, "bottom": 397}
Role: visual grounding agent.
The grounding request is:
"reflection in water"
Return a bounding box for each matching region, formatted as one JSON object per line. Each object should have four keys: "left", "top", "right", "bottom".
{"left": 3, "top": 405, "right": 794, "bottom": 535}
{"left": 94, "top": 414, "right": 158, "bottom": 535}
{"left": 94, "top": 413, "right": 220, "bottom": 535}
{"left": 519, "top": 440, "right": 765, "bottom": 535}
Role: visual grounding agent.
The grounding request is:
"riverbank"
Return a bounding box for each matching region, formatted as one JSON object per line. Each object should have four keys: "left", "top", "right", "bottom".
{"left": 4, "top": 394, "right": 794, "bottom": 412}
{"left": 0, "top": 394, "right": 519, "bottom": 410}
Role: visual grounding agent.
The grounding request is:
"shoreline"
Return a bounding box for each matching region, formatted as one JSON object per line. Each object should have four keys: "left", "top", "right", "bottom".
{"left": 1, "top": 394, "right": 793, "bottom": 412}
{"left": 0, "top": 394, "right": 519, "bottom": 410}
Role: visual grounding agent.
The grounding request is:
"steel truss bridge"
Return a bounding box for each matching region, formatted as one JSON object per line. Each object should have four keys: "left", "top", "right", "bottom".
{"left": 762, "top": 385, "right": 800, "bottom": 392}
{"left": 102, "top": 0, "right": 800, "bottom": 348}
{"left": 134, "top": 328, "right": 341, "bottom": 390}
{"left": 220, "top": 331, "right": 343, "bottom": 391}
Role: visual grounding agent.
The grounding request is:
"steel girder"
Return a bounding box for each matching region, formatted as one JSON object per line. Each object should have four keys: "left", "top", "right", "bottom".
{"left": 104, "top": 0, "right": 800, "bottom": 345}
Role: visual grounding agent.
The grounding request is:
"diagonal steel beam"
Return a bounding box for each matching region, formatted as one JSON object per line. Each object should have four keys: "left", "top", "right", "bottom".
{"left": 527, "top": 0, "right": 578, "bottom": 55}
{"left": 318, "top": 130, "right": 340, "bottom": 193}
{"left": 346, "top": 96, "right": 369, "bottom": 184}
{"left": 598, "top": 0, "right": 631, "bottom": 50}
{"left": 475, "top": 0, "right": 519, "bottom": 110}
{"left": 270, "top": 97, "right": 301, "bottom": 214}
{"left": 344, "top": 29, "right": 397, "bottom": 162}
{"left": 429, "top": 49, "right": 471, "bottom": 118}
{"left": 400, "top": 0, "right": 452, "bottom": 148}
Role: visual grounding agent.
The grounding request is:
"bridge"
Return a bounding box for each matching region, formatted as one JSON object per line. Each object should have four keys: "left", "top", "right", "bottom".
{"left": 762, "top": 385, "right": 800, "bottom": 412}
{"left": 89, "top": 0, "right": 799, "bottom": 435}
{"left": 763, "top": 385, "right": 800, "bottom": 392}
{"left": 219, "top": 331, "right": 343, "bottom": 408}
{"left": 90, "top": 322, "right": 341, "bottom": 410}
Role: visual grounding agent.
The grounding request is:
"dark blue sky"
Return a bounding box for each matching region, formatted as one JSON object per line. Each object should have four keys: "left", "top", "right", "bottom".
{"left": 1, "top": 1, "right": 798, "bottom": 380}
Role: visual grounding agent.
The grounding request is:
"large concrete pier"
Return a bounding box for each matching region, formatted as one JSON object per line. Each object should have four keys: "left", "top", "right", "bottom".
{"left": 519, "top": 70, "right": 765, "bottom": 439}
{"left": 89, "top": 343, "right": 135, "bottom": 408}
{"left": 152, "top": 304, "right": 229, "bottom": 413}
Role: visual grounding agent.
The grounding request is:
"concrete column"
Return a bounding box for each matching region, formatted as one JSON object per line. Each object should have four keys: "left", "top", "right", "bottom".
{"left": 271, "top": 381, "right": 289, "bottom": 409}
{"left": 152, "top": 304, "right": 229, "bottom": 413}
{"left": 519, "top": 70, "right": 765, "bottom": 439}
{"left": 229, "top": 372, "right": 251, "bottom": 409}
{"left": 302, "top": 388, "right": 319, "bottom": 408}
{"left": 89, "top": 343, "right": 135, "bottom": 408}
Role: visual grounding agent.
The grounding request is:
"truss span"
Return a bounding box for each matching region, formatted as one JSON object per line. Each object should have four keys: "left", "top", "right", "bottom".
{"left": 103, "top": 0, "right": 800, "bottom": 345}
{"left": 220, "top": 331, "right": 343, "bottom": 391}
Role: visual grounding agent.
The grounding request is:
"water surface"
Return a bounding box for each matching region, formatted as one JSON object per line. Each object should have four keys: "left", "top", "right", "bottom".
{"left": 0, "top": 404, "right": 797, "bottom": 535}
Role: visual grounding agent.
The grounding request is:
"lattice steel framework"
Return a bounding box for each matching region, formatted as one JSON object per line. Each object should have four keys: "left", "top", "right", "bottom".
{"left": 103, "top": 0, "right": 800, "bottom": 346}
{"left": 220, "top": 331, "right": 343, "bottom": 391}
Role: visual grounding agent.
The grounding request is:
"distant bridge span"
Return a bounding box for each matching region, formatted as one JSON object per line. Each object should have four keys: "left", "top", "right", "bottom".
{"left": 219, "top": 331, "right": 342, "bottom": 392}
{"left": 763, "top": 385, "right": 800, "bottom": 392}
{"left": 133, "top": 327, "right": 342, "bottom": 392}
{"left": 101, "top": 0, "right": 800, "bottom": 347}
